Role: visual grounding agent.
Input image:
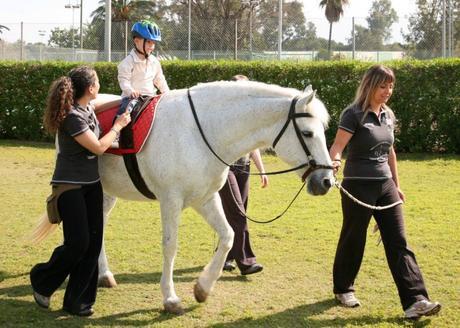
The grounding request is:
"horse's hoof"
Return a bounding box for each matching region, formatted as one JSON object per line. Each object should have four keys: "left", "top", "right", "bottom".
{"left": 163, "top": 301, "right": 185, "bottom": 315}
{"left": 98, "top": 274, "right": 117, "bottom": 288}
{"left": 193, "top": 282, "right": 208, "bottom": 303}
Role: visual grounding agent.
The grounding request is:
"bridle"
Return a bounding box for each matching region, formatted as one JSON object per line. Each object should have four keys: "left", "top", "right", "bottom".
{"left": 187, "top": 89, "right": 333, "bottom": 182}
{"left": 272, "top": 94, "right": 334, "bottom": 181}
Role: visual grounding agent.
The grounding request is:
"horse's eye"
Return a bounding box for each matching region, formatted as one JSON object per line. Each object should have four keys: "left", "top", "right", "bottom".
{"left": 302, "top": 131, "right": 313, "bottom": 138}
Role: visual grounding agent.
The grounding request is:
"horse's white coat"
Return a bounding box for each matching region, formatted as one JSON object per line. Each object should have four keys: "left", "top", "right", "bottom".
{"left": 97, "top": 81, "right": 334, "bottom": 312}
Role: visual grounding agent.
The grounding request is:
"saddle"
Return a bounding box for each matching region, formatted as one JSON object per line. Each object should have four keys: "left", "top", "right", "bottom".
{"left": 96, "top": 95, "right": 162, "bottom": 155}
{"left": 95, "top": 94, "right": 162, "bottom": 200}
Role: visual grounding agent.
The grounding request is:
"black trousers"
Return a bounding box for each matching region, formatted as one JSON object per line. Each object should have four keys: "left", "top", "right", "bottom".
{"left": 30, "top": 182, "right": 104, "bottom": 311}
{"left": 333, "top": 178, "right": 429, "bottom": 310}
{"left": 219, "top": 164, "right": 257, "bottom": 269}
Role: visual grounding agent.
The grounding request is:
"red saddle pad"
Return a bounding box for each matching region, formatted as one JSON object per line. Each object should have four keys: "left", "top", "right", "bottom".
{"left": 97, "top": 95, "right": 161, "bottom": 155}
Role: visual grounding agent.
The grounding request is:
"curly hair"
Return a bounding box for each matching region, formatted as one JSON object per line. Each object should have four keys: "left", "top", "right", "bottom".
{"left": 43, "top": 66, "right": 96, "bottom": 134}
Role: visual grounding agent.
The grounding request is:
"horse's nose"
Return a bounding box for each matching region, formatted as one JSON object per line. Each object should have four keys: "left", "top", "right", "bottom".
{"left": 323, "top": 178, "right": 332, "bottom": 189}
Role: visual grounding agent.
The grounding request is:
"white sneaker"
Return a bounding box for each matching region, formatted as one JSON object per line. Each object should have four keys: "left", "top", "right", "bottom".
{"left": 404, "top": 299, "right": 441, "bottom": 320}
{"left": 335, "top": 292, "right": 361, "bottom": 307}
{"left": 33, "top": 290, "right": 50, "bottom": 308}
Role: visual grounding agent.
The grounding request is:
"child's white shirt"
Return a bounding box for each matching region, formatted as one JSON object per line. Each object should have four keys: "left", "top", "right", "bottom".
{"left": 117, "top": 49, "right": 170, "bottom": 98}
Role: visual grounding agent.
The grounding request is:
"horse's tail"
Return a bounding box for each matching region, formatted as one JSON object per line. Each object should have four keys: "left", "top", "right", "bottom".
{"left": 29, "top": 212, "right": 58, "bottom": 244}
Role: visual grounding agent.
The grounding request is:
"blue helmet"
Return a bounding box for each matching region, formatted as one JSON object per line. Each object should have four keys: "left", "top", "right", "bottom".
{"left": 131, "top": 20, "right": 161, "bottom": 42}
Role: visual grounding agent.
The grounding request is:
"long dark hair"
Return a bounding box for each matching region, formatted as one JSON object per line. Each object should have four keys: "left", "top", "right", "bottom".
{"left": 43, "top": 66, "right": 97, "bottom": 134}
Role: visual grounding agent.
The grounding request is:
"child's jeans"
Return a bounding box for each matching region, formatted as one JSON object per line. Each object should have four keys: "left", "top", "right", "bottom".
{"left": 117, "top": 97, "right": 136, "bottom": 116}
{"left": 114, "top": 96, "right": 138, "bottom": 124}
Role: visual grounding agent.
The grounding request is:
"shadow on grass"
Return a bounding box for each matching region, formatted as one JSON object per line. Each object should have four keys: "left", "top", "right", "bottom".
{"left": 0, "top": 266, "right": 212, "bottom": 298}
{"left": 0, "top": 271, "right": 28, "bottom": 283}
{"left": 208, "top": 298, "right": 434, "bottom": 328}
{"left": 112, "top": 265, "right": 205, "bottom": 285}
{"left": 0, "top": 285, "right": 435, "bottom": 327}
{"left": 108, "top": 266, "right": 254, "bottom": 285}
{"left": 0, "top": 298, "right": 201, "bottom": 327}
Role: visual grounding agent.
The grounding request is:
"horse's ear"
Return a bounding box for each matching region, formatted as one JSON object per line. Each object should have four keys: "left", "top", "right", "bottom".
{"left": 305, "top": 89, "right": 316, "bottom": 104}
{"left": 296, "top": 90, "right": 316, "bottom": 110}
{"left": 304, "top": 85, "right": 313, "bottom": 94}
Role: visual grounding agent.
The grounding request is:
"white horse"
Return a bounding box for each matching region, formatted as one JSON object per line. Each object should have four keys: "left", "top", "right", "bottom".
{"left": 34, "top": 80, "right": 334, "bottom": 314}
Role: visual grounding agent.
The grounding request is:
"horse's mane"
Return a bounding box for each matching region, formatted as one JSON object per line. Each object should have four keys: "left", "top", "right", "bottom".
{"left": 191, "top": 80, "right": 330, "bottom": 128}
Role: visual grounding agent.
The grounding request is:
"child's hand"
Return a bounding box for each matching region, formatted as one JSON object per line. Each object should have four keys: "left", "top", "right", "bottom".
{"left": 131, "top": 91, "right": 140, "bottom": 98}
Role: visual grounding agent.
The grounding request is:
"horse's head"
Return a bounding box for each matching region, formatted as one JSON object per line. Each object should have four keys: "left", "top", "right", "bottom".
{"left": 273, "top": 86, "right": 334, "bottom": 196}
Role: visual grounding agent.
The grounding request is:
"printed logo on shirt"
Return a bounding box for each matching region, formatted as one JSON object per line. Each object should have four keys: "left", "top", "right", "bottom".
{"left": 369, "top": 142, "right": 391, "bottom": 161}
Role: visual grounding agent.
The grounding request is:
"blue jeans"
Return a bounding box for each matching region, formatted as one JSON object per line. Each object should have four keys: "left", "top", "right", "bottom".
{"left": 117, "top": 96, "right": 131, "bottom": 116}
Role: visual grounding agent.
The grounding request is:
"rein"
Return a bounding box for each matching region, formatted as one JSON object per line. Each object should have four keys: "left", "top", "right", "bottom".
{"left": 187, "top": 88, "right": 333, "bottom": 224}
{"left": 232, "top": 180, "right": 307, "bottom": 224}
{"left": 186, "top": 89, "right": 332, "bottom": 181}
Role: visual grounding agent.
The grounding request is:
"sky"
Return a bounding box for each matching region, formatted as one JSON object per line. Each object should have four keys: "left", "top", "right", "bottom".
{"left": 0, "top": 0, "right": 418, "bottom": 44}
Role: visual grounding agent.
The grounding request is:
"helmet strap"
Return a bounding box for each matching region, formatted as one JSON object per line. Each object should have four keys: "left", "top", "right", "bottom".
{"left": 133, "top": 39, "right": 150, "bottom": 59}
{"left": 142, "top": 40, "right": 149, "bottom": 59}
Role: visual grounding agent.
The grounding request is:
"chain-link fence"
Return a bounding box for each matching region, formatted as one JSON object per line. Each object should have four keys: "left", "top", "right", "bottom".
{"left": 0, "top": 14, "right": 458, "bottom": 62}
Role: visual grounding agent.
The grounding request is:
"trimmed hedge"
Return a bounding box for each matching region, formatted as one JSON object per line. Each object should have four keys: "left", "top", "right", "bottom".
{"left": 0, "top": 59, "right": 459, "bottom": 152}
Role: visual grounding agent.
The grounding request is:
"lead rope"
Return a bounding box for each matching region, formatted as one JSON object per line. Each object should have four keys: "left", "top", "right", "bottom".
{"left": 334, "top": 180, "right": 403, "bottom": 210}
{"left": 334, "top": 179, "right": 403, "bottom": 246}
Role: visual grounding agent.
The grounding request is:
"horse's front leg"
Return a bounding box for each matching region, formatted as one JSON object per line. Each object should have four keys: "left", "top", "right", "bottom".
{"left": 192, "top": 193, "right": 234, "bottom": 303}
{"left": 159, "top": 197, "right": 184, "bottom": 314}
{"left": 98, "top": 193, "right": 118, "bottom": 287}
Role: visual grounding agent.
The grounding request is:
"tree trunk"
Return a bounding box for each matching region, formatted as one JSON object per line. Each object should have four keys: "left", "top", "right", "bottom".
{"left": 328, "top": 22, "right": 333, "bottom": 60}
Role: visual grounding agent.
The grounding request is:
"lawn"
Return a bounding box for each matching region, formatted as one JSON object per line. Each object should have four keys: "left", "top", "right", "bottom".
{"left": 0, "top": 140, "right": 459, "bottom": 327}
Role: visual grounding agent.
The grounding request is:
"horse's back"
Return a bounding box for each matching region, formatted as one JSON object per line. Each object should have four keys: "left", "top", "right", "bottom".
{"left": 98, "top": 89, "right": 228, "bottom": 204}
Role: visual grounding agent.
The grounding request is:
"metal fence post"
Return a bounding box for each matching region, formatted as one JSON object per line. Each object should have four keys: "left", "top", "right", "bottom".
{"left": 188, "top": 0, "right": 191, "bottom": 60}
{"left": 104, "top": 0, "right": 111, "bottom": 62}
{"left": 448, "top": 0, "right": 453, "bottom": 57}
{"left": 249, "top": 6, "right": 253, "bottom": 60}
{"left": 20, "top": 22, "right": 24, "bottom": 61}
{"left": 234, "top": 19, "right": 238, "bottom": 60}
{"left": 442, "top": 0, "right": 446, "bottom": 57}
{"left": 278, "top": 0, "right": 282, "bottom": 60}
{"left": 352, "top": 17, "right": 355, "bottom": 60}
{"left": 80, "top": 0, "right": 83, "bottom": 52}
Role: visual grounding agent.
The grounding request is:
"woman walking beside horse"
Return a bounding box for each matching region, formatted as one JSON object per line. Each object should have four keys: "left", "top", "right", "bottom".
{"left": 329, "top": 64, "right": 441, "bottom": 320}
{"left": 30, "top": 66, "right": 130, "bottom": 316}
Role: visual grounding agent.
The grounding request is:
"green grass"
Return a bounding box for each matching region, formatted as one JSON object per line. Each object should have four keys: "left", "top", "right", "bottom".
{"left": 0, "top": 140, "right": 459, "bottom": 327}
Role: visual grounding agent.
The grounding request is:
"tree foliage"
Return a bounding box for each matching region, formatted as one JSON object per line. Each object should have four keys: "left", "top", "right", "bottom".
{"left": 48, "top": 27, "right": 80, "bottom": 48}
{"left": 403, "top": 0, "right": 459, "bottom": 58}
{"left": 351, "top": 0, "right": 398, "bottom": 50}
{"left": 86, "top": 0, "right": 166, "bottom": 52}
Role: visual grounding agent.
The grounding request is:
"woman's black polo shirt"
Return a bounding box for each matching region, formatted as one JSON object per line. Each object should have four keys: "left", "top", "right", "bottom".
{"left": 51, "top": 104, "right": 101, "bottom": 185}
{"left": 339, "top": 104, "right": 396, "bottom": 180}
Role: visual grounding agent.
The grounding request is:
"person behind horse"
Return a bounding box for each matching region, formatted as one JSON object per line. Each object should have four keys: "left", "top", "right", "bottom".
{"left": 113, "top": 20, "right": 170, "bottom": 148}
{"left": 219, "top": 74, "right": 269, "bottom": 275}
{"left": 329, "top": 64, "right": 441, "bottom": 320}
{"left": 30, "top": 66, "right": 131, "bottom": 316}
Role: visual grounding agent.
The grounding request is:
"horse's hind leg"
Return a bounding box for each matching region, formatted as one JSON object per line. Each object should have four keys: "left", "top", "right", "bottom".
{"left": 192, "top": 193, "right": 233, "bottom": 303}
{"left": 98, "top": 193, "right": 118, "bottom": 288}
{"left": 159, "top": 197, "right": 185, "bottom": 314}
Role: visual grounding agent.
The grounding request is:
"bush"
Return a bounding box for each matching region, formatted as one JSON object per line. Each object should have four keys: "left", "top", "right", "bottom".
{"left": 0, "top": 59, "right": 459, "bottom": 152}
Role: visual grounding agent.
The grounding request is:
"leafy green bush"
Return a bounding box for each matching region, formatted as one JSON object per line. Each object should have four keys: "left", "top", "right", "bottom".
{"left": 0, "top": 59, "right": 459, "bottom": 152}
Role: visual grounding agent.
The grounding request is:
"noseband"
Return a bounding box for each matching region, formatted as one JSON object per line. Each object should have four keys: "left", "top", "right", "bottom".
{"left": 272, "top": 96, "right": 333, "bottom": 181}
{"left": 187, "top": 89, "right": 333, "bottom": 181}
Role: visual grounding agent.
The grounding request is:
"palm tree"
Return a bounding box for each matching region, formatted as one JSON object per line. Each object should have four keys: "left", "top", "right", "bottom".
{"left": 88, "top": 0, "right": 163, "bottom": 52}
{"left": 90, "top": 0, "right": 161, "bottom": 23}
{"left": 0, "top": 24, "right": 10, "bottom": 37}
{"left": 319, "top": 0, "right": 349, "bottom": 59}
